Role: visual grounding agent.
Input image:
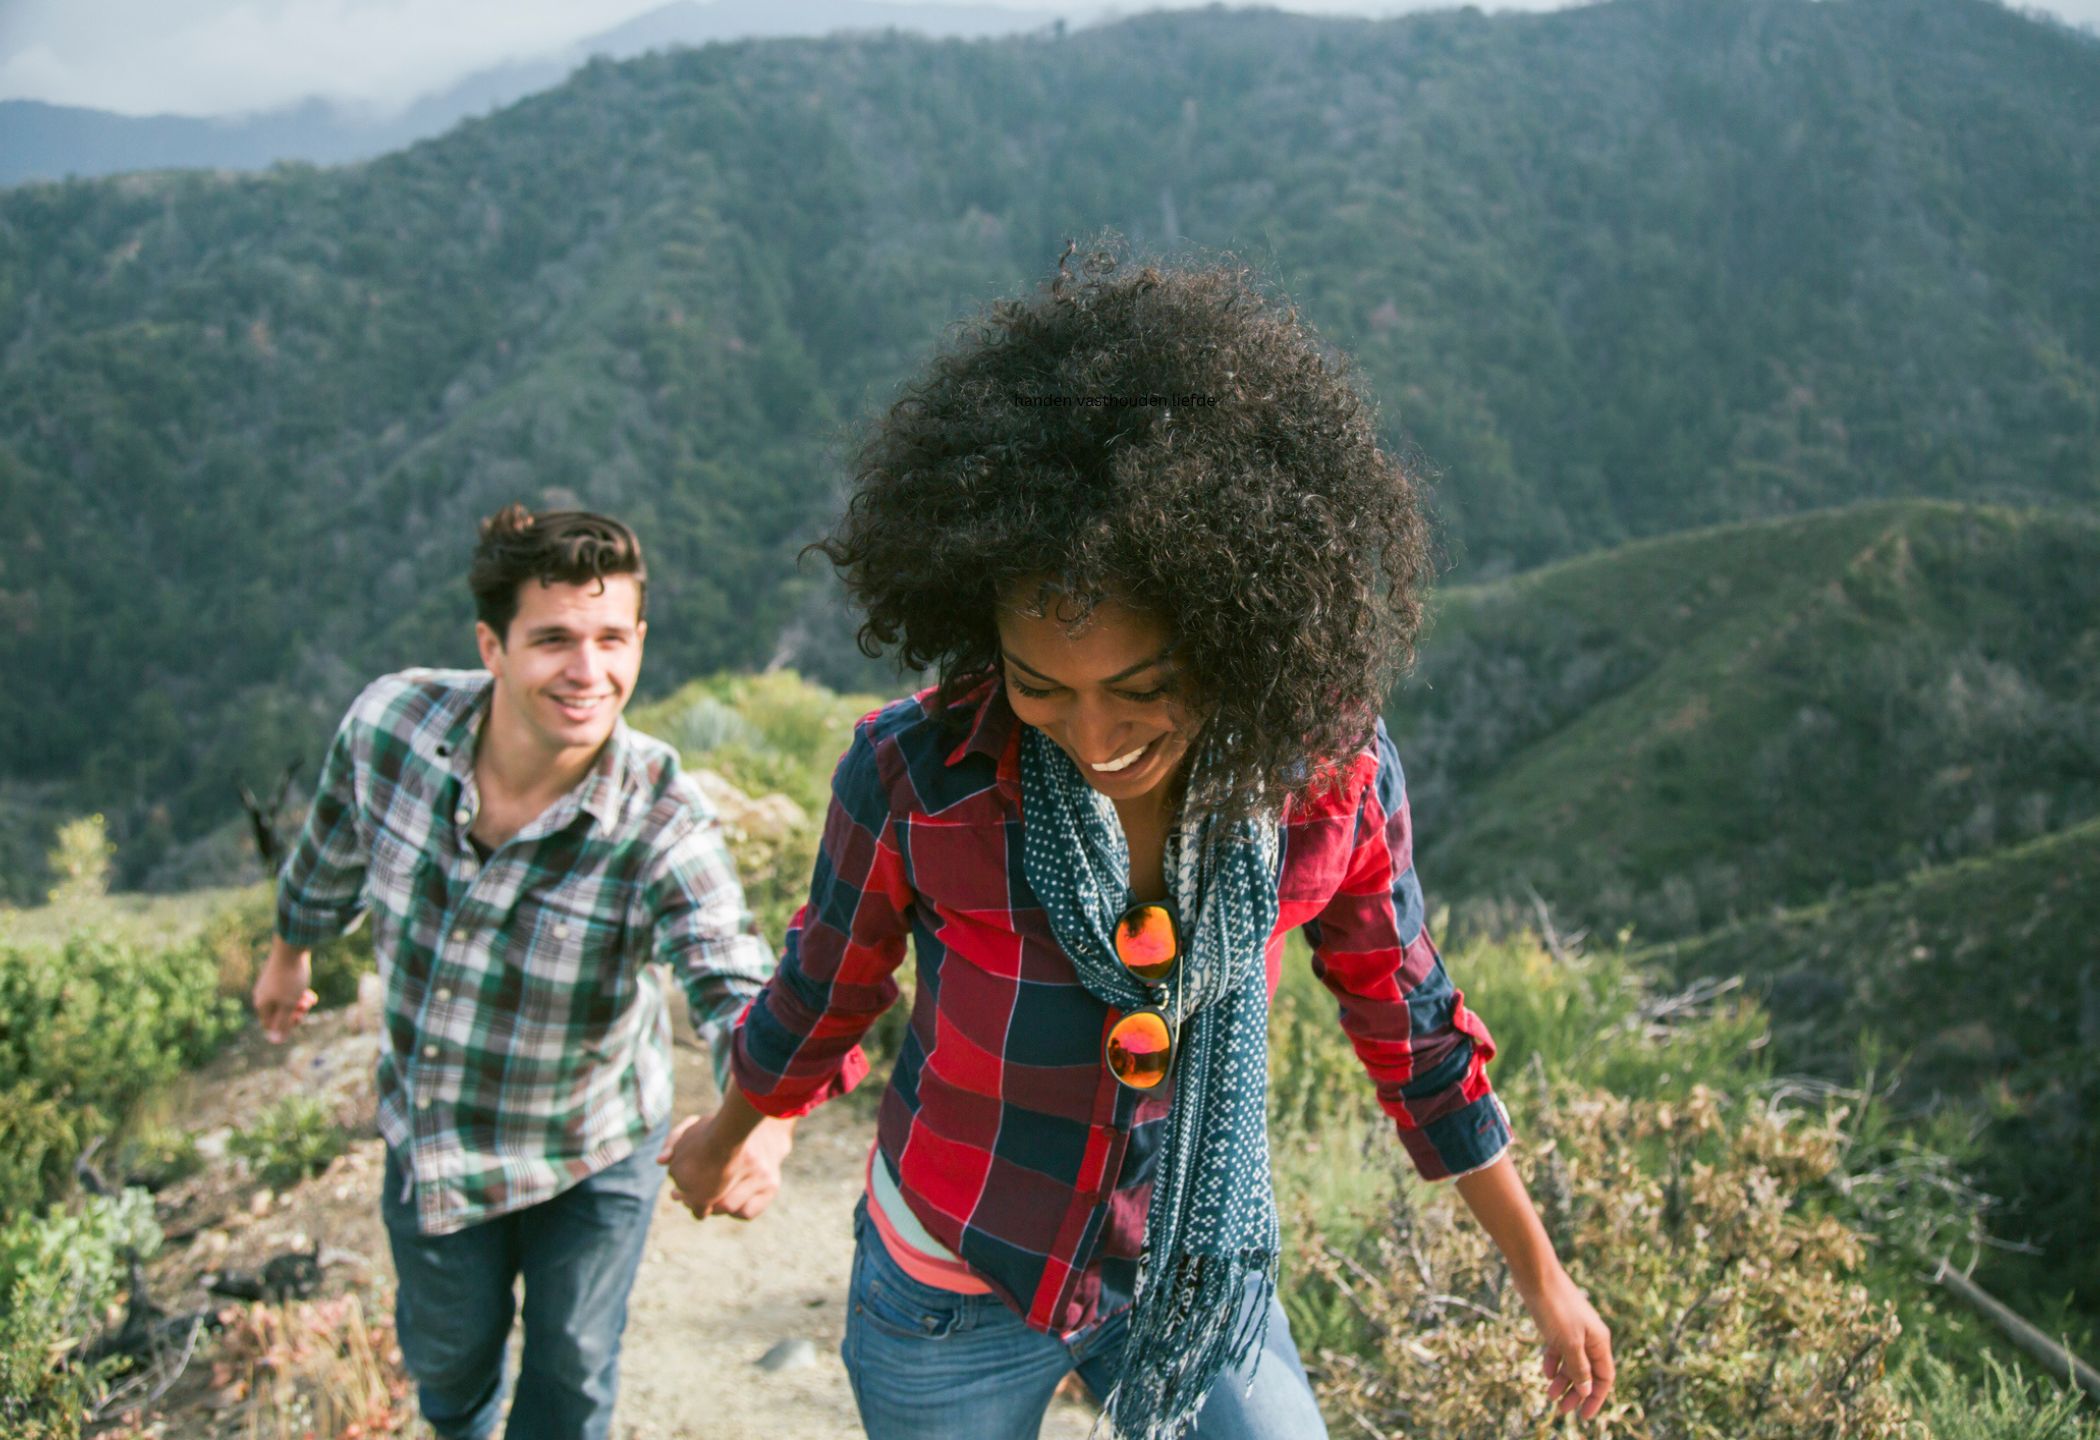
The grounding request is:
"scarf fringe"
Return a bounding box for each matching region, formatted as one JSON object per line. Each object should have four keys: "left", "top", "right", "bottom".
{"left": 1092, "top": 1247, "right": 1281, "bottom": 1440}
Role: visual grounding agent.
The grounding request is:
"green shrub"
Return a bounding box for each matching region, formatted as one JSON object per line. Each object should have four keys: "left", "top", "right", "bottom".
{"left": 1305, "top": 1078, "right": 1915, "bottom": 1439}
{"left": 43, "top": 815, "right": 114, "bottom": 908}
{"left": 114, "top": 1122, "right": 203, "bottom": 1191}
{"left": 232, "top": 1094, "right": 349, "bottom": 1191}
{"left": 0, "top": 933, "right": 243, "bottom": 1212}
{"left": 1268, "top": 929, "right": 2029, "bottom": 1434}
{"left": 0, "top": 1277, "right": 94, "bottom": 1440}
{"left": 1899, "top": 1348, "right": 2100, "bottom": 1440}
{"left": 0, "top": 1084, "right": 82, "bottom": 1219}
{"left": 0, "top": 1188, "right": 162, "bottom": 1439}
{"left": 632, "top": 669, "right": 881, "bottom": 822}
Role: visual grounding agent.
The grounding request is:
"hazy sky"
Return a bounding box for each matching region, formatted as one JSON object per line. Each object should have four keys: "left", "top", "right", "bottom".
{"left": 8, "top": 0, "right": 1576, "bottom": 117}
{"left": 2, "top": 0, "right": 2094, "bottom": 117}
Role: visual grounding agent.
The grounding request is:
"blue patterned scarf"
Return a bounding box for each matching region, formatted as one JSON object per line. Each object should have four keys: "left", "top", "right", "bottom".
{"left": 1019, "top": 725, "right": 1281, "bottom": 1440}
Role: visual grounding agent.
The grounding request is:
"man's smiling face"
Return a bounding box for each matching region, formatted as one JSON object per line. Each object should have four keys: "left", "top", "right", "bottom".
{"left": 476, "top": 575, "right": 646, "bottom": 758}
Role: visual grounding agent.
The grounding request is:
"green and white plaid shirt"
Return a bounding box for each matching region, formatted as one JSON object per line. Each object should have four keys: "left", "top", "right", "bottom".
{"left": 275, "top": 668, "right": 773, "bottom": 1235}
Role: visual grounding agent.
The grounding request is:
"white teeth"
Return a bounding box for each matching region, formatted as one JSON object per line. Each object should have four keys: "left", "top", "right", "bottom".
{"left": 1090, "top": 742, "right": 1149, "bottom": 773}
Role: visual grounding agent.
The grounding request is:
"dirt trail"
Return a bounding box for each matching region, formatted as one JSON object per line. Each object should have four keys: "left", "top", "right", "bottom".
{"left": 162, "top": 1006, "right": 1095, "bottom": 1440}
{"left": 611, "top": 1038, "right": 1096, "bottom": 1440}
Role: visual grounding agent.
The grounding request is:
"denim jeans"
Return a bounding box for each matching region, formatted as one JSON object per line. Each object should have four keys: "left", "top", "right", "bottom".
{"left": 841, "top": 1197, "right": 1330, "bottom": 1440}
{"left": 380, "top": 1125, "right": 666, "bottom": 1440}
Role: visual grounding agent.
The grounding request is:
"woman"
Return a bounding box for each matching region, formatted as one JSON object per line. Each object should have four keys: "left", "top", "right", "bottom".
{"left": 665, "top": 249, "right": 1616, "bottom": 1439}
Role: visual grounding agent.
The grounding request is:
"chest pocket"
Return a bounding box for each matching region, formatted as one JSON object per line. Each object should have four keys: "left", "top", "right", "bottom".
{"left": 507, "top": 883, "right": 634, "bottom": 1033}
{"left": 367, "top": 819, "right": 452, "bottom": 925}
{"left": 902, "top": 818, "right": 1032, "bottom": 922}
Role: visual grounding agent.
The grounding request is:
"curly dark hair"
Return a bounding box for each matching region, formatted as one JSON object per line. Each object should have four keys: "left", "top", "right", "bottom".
{"left": 813, "top": 245, "right": 1433, "bottom": 821}
{"left": 469, "top": 503, "right": 649, "bottom": 643}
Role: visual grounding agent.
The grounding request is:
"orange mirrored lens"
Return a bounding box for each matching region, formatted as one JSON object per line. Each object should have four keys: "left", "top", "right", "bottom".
{"left": 1105, "top": 1010, "right": 1173, "bottom": 1089}
{"left": 1115, "top": 904, "right": 1179, "bottom": 982}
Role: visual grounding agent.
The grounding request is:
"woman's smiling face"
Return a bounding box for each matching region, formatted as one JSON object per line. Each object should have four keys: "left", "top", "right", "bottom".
{"left": 995, "top": 586, "right": 1202, "bottom": 806}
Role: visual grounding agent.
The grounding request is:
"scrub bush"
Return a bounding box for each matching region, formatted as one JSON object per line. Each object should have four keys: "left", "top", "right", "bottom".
{"left": 232, "top": 1093, "right": 350, "bottom": 1192}
{"left": 0, "top": 1188, "right": 162, "bottom": 1439}
{"left": 0, "top": 933, "right": 243, "bottom": 1212}
{"left": 1269, "top": 931, "right": 2016, "bottom": 1436}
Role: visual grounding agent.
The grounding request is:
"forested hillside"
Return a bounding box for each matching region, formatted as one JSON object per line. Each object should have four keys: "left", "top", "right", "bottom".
{"left": 1390, "top": 500, "right": 2100, "bottom": 939}
{"left": 2, "top": 0, "right": 2097, "bottom": 890}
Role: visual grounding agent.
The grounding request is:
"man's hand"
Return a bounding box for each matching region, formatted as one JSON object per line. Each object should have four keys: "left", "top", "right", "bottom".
{"left": 253, "top": 936, "right": 319, "bottom": 1043}
{"left": 658, "top": 1086, "right": 793, "bottom": 1221}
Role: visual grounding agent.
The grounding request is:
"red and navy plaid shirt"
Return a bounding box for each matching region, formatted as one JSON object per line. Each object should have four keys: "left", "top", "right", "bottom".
{"left": 731, "top": 679, "right": 1511, "bottom": 1336}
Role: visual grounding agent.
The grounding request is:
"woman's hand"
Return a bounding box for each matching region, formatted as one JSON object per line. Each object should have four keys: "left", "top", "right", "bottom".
{"left": 1452, "top": 1154, "right": 1617, "bottom": 1422}
{"left": 1518, "top": 1266, "right": 1615, "bottom": 1422}
{"left": 658, "top": 1085, "right": 794, "bottom": 1221}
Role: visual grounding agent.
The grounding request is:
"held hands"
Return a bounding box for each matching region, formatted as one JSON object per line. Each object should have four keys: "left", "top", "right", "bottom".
{"left": 658, "top": 1089, "right": 794, "bottom": 1222}
{"left": 252, "top": 940, "right": 319, "bottom": 1043}
{"left": 1519, "top": 1267, "right": 1616, "bottom": 1422}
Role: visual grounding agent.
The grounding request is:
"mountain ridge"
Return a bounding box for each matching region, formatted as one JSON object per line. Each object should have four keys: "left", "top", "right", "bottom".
{"left": 2, "top": 0, "right": 2094, "bottom": 886}
{"left": 1392, "top": 498, "right": 2100, "bottom": 938}
{"left": 0, "top": 0, "right": 1070, "bottom": 186}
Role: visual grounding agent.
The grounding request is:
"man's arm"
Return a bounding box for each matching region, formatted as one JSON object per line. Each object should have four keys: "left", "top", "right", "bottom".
{"left": 641, "top": 806, "right": 779, "bottom": 1096}
{"left": 257, "top": 699, "right": 371, "bottom": 1041}
{"left": 662, "top": 718, "right": 914, "bottom": 1220}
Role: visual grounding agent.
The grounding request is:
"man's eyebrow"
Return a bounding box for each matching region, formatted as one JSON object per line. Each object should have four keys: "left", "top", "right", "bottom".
{"left": 524, "top": 622, "right": 634, "bottom": 640}
{"left": 1004, "top": 645, "right": 1176, "bottom": 686}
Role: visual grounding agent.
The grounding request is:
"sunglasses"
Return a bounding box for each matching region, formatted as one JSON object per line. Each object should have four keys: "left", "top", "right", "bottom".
{"left": 1104, "top": 899, "right": 1182, "bottom": 1091}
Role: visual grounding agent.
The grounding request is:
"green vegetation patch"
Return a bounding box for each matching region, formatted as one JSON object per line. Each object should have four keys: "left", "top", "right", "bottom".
{"left": 0, "top": 931, "right": 243, "bottom": 1213}
{"left": 1652, "top": 817, "right": 2100, "bottom": 1357}
{"left": 232, "top": 1093, "right": 351, "bottom": 1192}
{"left": 0, "top": 1188, "right": 163, "bottom": 1440}
{"left": 1267, "top": 930, "right": 2094, "bottom": 1437}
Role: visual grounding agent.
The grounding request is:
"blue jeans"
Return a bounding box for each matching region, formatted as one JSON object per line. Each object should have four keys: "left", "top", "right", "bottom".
{"left": 380, "top": 1128, "right": 666, "bottom": 1440}
{"left": 841, "top": 1198, "right": 1330, "bottom": 1440}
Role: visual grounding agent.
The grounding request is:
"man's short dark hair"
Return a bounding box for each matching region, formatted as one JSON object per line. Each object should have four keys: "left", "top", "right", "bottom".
{"left": 469, "top": 504, "right": 648, "bottom": 644}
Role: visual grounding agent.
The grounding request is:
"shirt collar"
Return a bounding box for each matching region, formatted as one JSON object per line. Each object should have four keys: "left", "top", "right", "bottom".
{"left": 572, "top": 721, "right": 631, "bottom": 832}
{"left": 436, "top": 672, "right": 628, "bottom": 835}
{"left": 437, "top": 675, "right": 491, "bottom": 772}
{"left": 943, "top": 674, "right": 1022, "bottom": 791}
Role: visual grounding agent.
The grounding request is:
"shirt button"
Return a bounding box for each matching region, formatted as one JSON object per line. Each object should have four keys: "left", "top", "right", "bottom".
{"left": 423, "top": 1043, "right": 439, "bottom": 1058}
{"left": 455, "top": 807, "right": 472, "bottom": 824}
{"left": 416, "top": 1095, "right": 432, "bottom": 1111}
{"left": 436, "top": 987, "right": 454, "bottom": 1002}
{"left": 553, "top": 923, "right": 571, "bottom": 939}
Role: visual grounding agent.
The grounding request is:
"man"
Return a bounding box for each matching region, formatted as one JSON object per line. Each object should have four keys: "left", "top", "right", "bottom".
{"left": 253, "top": 504, "right": 792, "bottom": 1440}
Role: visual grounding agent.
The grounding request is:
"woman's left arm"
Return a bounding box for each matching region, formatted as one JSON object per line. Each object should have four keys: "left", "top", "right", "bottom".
{"left": 1300, "top": 719, "right": 1614, "bottom": 1422}
{"left": 1454, "top": 1153, "right": 1616, "bottom": 1422}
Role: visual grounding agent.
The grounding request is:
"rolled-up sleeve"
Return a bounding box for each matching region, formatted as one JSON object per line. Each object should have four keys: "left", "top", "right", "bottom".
{"left": 644, "top": 810, "right": 778, "bottom": 1095}
{"left": 275, "top": 705, "right": 371, "bottom": 949}
{"left": 1301, "top": 719, "right": 1512, "bottom": 1181}
{"left": 730, "top": 719, "right": 911, "bottom": 1118}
